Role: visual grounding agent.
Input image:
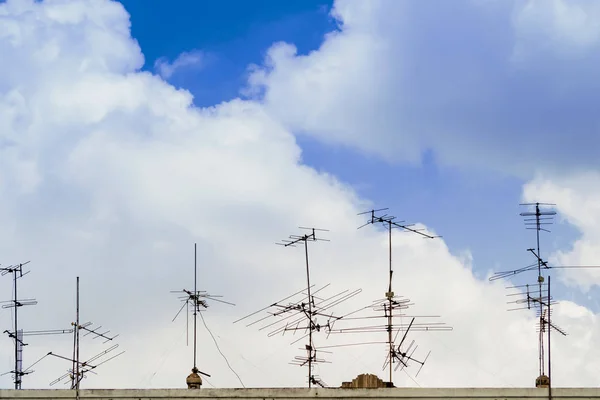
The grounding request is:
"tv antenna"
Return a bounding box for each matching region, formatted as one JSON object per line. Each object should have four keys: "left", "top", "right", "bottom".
{"left": 506, "top": 274, "right": 566, "bottom": 392}
{"left": 171, "top": 243, "right": 235, "bottom": 388}
{"left": 332, "top": 208, "right": 452, "bottom": 387}
{"left": 489, "top": 202, "right": 600, "bottom": 389}
{"left": 1, "top": 262, "right": 35, "bottom": 389}
{"left": 234, "top": 227, "right": 361, "bottom": 388}
{"left": 47, "top": 276, "right": 124, "bottom": 392}
{"left": 1, "top": 262, "right": 74, "bottom": 389}
{"left": 325, "top": 209, "right": 451, "bottom": 387}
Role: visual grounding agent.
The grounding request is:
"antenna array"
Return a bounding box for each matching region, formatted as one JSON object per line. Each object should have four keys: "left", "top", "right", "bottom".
{"left": 171, "top": 243, "right": 235, "bottom": 385}
{"left": 1, "top": 262, "right": 74, "bottom": 389}
{"left": 326, "top": 209, "right": 451, "bottom": 386}
{"left": 489, "top": 202, "right": 600, "bottom": 388}
{"left": 1, "top": 262, "right": 35, "bottom": 389}
{"left": 47, "top": 277, "right": 124, "bottom": 391}
{"left": 234, "top": 227, "right": 361, "bottom": 388}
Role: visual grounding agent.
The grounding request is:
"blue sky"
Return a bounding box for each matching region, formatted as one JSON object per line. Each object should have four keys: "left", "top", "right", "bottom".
{"left": 118, "top": 0, "right": 583, "bottom": 294}
{"left": 122, "top": 0, "right": 336, "bottom": 107}
{"left": 3, "top": 0, "right": 600, "bottom": 388}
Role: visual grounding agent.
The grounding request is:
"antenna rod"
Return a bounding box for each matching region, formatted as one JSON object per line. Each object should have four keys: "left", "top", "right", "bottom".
{"left": 13, "top": 267, "right": 19, "bottom": 390}
{"left": 76, "top": 276, "right": 80, "bottom": 392}
{"left": 387, "top": 221, "right": 393, "bottom": 385}
{"left": 171, "top": 242, "right": 234, "bottom": 387}
{"left": 194, "top": 243, "right": 197, "bottom": 371}
{"left": 548, "top": 275, "right": 552, "bottom": 400}
{"left": 536, "top": 204, "right": 545, "bottom": 377}
{"left": 305, "top": 237, "right": 313, "bottom": 389}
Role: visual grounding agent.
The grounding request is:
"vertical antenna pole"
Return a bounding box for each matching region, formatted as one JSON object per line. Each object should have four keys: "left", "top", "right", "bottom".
{"left": 305, "top": 237, "right": 312, "bottom": 388}
{"left": 548, "top": 276, "right": 552, "bottom": 400}
{"left": 194, "top": 243, "right": 197, "bottom": 371}
{"left": 76, "top": 276, "right": 80, "bottom": 392}
{"left": 71, "top": 308, "right": 76, "bottom": 388}
{"left": 13, "top": 267, "right": 19, "bottom": 390}
{"left": 388, "top": 221, "right": 392, "bottom": 293}
{"left": 387, "top": 221, "right": 393, "bottom": 386}
{"left": 269, "top": 227, "right": 331, "bottom": 388}
{"left": 186, "top": 301, "right": 189, "bottom": 346}
{"left": 535, "top": 204, "right": 545, "bottom": 377}
{"left": 172, "top": 241, "right": 234, "bottom": 388}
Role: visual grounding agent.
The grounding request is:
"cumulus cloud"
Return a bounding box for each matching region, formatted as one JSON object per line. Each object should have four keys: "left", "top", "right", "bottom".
{"left": 154, "top": 50, "right": 205, "bottom": 79}
{"left": 246, "top": 0, "right": 600, "bottom": 177}
{"left": 523, "top": 173, "right": 600, "bottom": 292}
{"left": 1, "top": 0, "right": 600, "bottom": 391}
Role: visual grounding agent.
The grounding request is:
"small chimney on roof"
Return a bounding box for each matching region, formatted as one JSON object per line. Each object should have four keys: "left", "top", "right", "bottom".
{"left": 341, "top": 373, "right": 391, "bottom": 388}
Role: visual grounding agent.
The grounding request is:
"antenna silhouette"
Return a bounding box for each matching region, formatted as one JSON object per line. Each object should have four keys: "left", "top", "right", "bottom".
{"left": 489, "top": 203, "right": 600, "bottom": 282}
{"left": 171, "top": 243, "right": 234, "bottom": 387}
{"left": 326, "top": 209, "right": 451, "bottom": 387}
{"left": 1, "top": 262, "right": 35, "bottom": 389}
{"left": 1, "top": 262, "right": 73, "bottom": 389}
{"left": 47, "top": 277, "right": 124, "bottom": 391}
{"left": 234, "top": 227, "right": 361, "bottom": 388}
{"left": 489, "top": 202, "right": 598, "bottom": 388}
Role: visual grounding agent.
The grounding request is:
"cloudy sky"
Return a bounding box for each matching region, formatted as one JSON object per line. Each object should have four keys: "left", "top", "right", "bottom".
{"left": 2, "top": 0, "right": 600, "bottom": 390}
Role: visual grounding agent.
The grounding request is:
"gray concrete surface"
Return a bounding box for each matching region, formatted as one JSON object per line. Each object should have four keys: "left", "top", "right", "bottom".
{"left": 1, "top": 388, "right": 600, "bottom": 400}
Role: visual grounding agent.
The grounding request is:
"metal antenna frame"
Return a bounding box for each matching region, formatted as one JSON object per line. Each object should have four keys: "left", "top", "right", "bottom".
{"left": 1, "top": 262, "right": 75, "bottom": 389}
{"left": 325, "top": 208, "right": 451, "bottom": 387}
{"left": 505, "top": 274, "right": 566, "bottom": 394}
{"left": 234, "top": 227, "right": 361, "bottom": 388}
{"left": 171, "top": 243, "right": 235, "bottom": 381}
{"left": 47, "top": 276, "right": 123, "bottom": 392}
{"left": 488, "top": 202, "right": 597, "bottom": 390}
{"left": 1, "top": 262, "right": 34, "bottom": 389}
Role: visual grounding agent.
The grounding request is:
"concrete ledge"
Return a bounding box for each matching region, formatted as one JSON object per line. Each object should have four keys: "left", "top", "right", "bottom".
{"left": 2, "top": 388, "right": 600, "bottom": 400}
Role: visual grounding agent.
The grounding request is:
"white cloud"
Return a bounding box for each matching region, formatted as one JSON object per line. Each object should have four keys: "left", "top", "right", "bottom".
{"left": 245, "top": 0, "right": 416, "bottom": 164}
{"left": 1, "top": 0, "right": 600, "bottom": 391}
{"left": 512, "top": 0, "right": 600, "bottom": 61}
{"left": 155, "top": 50, "right": 205, "bottom": 79}
{"left": 523, "top": 173, "right": 600, "bottom": 292}
{"left": 246, "top": 0, "right": 600, "bottom": 177}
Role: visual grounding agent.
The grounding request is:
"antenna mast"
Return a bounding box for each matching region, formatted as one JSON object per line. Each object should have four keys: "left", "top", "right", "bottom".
{"left": 326, "top": 209, "right": 450, "bottom": 387}
{"left": 289, "top": 228, "right": 322, "bottom": 387}
{"left": 522, "top": 203, "right": 555, "bottom": 379}
{"left": 1, "top": 262, "right": 35, "bottom": 389}
{"left": 171, "top": 243, "right": 235, "bottom": 388}
{"left": 1, "top": 262, "right": 76, "bottom": 389}
{"left": 234, "top": 227, "right": 361, "bottom": 388}
{"left": 488, "top": 202, "right": 600, "bottom": 388}
{"left": 48, "top": 277, "right": 124, "bottom": 390}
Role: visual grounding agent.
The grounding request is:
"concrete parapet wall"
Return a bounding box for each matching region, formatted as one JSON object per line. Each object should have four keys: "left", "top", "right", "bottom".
{"left": 2, "top": 388, "right": 600, "bottom": 400}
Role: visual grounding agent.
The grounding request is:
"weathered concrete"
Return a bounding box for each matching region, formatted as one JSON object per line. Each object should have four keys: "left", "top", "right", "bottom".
{"left": 2, "top": 388, "right": 600, "bottom": 400}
